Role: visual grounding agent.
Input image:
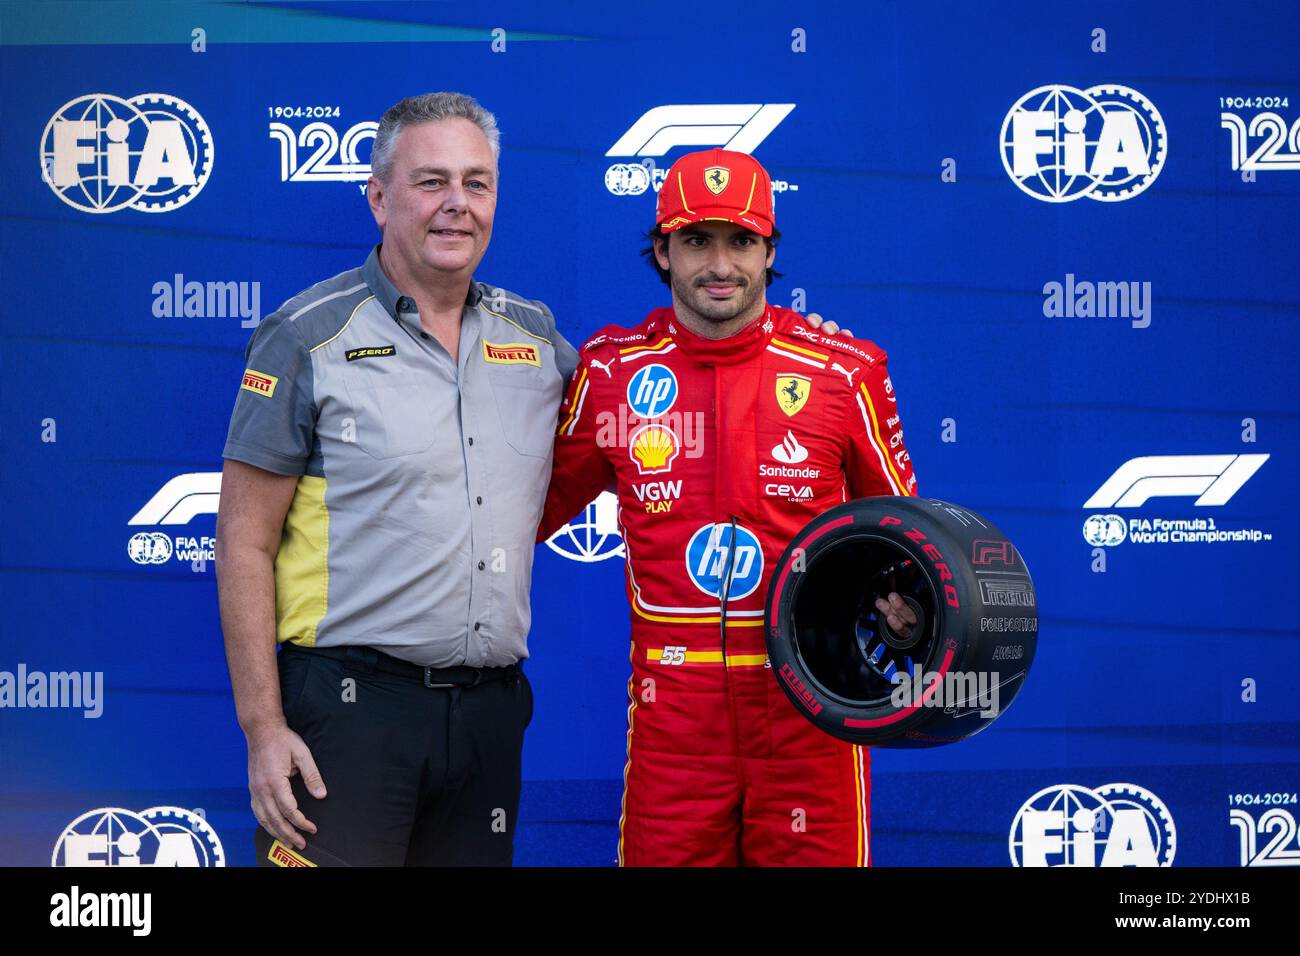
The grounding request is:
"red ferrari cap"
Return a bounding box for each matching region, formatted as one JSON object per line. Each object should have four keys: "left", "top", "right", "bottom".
{"left": 655, "top": 148, "right": 775, "bottom": 237}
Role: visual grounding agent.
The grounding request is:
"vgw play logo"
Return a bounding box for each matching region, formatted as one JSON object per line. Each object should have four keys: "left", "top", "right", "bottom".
{"left": 40, "top": 93, "right": 214, "bottom": 213}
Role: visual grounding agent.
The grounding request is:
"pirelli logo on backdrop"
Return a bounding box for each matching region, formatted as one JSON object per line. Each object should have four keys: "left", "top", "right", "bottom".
{"left": 240, "top": 368, "right": 278, "bottom": 397}
{"left": 346, "top": 345, "right": 396, "bottom": 362}
{"left": 268, "top": 840, "right": 316, "bottom": 867}
{"left": 483, "top": 341, "right": 541, "bottom": 367}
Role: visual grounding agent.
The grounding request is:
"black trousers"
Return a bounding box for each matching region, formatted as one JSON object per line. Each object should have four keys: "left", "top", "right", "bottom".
{"left": 254, "top": 643, "right": 533, "bottom": 866}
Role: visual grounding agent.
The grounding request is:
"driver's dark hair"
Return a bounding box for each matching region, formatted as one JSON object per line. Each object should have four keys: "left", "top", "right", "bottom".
{"left": 641, "top": 224, "right": 782, "bottom": 287}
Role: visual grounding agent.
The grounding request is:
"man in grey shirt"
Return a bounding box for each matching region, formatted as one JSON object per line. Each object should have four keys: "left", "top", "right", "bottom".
{"left": 217, "top": 92, "right": 576, "bottom": 866}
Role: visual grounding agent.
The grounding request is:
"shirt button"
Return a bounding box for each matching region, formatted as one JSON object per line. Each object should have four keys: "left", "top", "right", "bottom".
{"left": 478, "top": 560, "right": 486, "bottom": 571}
{"left": 420, "top": 331, "right": 429, "bottom": 340}
{"left": 467, "top": 437, "right": 474, "bottom": 446}
{"left": 397, "top": 296, "right": 413, "bottom": 312}
{"left": 474, "top": 622, "right": 481, "bottom": 631}
{"left": 476, "top": 496, "right": 483, "bottom": 505}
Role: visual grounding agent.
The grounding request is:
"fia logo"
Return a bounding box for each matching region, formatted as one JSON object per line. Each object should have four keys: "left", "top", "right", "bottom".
{"left": 40, "top": 94, "right": 214, "bottom": 213}
{"left": 545, "top": 491, "right": 625, "bottom": 563}
{"left": 1009, "top": 783, "right": 1176, "bottom": 866}
{"left": 52, "top": 806, "right": 225, "bottom": 866}
{"left": 1000, "top": 85, "right": 1166, "bottom": 202}
{"left": 1082, "top": 514, "right": 1127, "bottom": 547}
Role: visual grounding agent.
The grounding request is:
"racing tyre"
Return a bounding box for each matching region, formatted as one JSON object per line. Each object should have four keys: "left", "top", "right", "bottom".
{"left": 765, "top": 496, "right": 1038, "bottom": 747}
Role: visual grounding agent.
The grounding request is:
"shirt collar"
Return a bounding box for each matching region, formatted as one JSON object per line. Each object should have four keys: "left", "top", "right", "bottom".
{"left": 644, "top": 303, "right": 775, "bottom": 366}
{"left": 362, "top": 244, "right": 483, "bottom": 322}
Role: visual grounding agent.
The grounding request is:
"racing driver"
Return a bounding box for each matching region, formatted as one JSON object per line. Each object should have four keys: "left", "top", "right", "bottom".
{"left": 539, "top": 148, "right": 920, "bottom": 866}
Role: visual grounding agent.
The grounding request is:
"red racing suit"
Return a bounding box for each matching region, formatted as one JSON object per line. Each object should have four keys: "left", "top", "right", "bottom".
{"left": 539, "top": 304, "right": 918, "bottom": 866}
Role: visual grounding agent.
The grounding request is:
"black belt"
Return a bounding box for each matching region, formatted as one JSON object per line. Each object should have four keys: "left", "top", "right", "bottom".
{"left": 284, "top": 643, "right": 521, "bottom": 689}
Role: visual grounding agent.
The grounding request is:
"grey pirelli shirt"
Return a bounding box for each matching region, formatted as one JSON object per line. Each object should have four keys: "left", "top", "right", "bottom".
{"left": 222, "top": 245, "right": 579, "bottom": 667}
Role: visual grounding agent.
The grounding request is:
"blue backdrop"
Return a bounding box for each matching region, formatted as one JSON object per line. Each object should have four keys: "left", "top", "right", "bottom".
{"left": 2, "top": 0, "right": 1297, "bottom": 867}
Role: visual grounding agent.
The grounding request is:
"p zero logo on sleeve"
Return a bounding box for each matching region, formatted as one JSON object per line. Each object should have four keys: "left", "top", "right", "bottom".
{"left": 483, "top": 341, "right": 541, "bottom": 367}
{"left": 241, "top": 369, "right": 278, "bottom": 398}
{"left": 345, "top": 345, "right": 396, "bottom": 362}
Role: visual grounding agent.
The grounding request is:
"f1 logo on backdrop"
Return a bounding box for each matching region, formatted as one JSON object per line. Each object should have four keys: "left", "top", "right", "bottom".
{"left": 608, "top": 104, "right": 795, "bottom": 157}
{"left": 40, "top": 94, "right": 214, "bottom": 213}
{"left": 1084, "top": 454, "right": 1269, "bottom": 508}
{"left": 1000, "top": 84, "right": 1166, "bottom": 202}
{"left": 1082, "top": 454, "right": 1272, "bottom": 548}
{"left": 1009, "top": 783, "right": 1176, "bottom": 867}
{"left": 127, "top": 473, "right": 221, "bottom": 567}
{"left": 605, "top": 104, "right": 796, "bottom": 197}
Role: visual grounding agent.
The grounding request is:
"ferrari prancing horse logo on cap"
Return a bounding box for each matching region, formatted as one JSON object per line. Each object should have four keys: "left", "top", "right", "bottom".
{"left": 704, "top": 166, "right": 730, "bottom": 195}
{"left": 775, "top": 374, "right": 811, "bottom": 417}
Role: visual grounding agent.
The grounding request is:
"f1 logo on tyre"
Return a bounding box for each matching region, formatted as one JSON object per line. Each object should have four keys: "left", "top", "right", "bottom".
{"left": 1084, "top": 454, "right": 1269, "bottom": 508}
{"left": 686, "top": 523, "right": 764, "bottom": 600}
{"left": 606, "top": 104, "right": 795, "bottom": 157}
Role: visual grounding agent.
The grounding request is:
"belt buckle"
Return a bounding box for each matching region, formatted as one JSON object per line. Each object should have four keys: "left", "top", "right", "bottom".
{"left": 423, "top": 667, "right": 455, "bottom": 690}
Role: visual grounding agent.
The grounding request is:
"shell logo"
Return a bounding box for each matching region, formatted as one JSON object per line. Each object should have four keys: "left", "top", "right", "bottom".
{"left": 629, "top": 424, "right": 679, "bottom": 475}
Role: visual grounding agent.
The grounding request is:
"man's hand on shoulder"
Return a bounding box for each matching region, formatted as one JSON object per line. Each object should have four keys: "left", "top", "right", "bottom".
{"left": 802, "top": 312, "right": 853, "bottom": 338}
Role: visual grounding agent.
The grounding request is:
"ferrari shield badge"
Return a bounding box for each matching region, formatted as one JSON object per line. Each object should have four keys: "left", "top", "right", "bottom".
{"left": 775, "top": 374, "right": 812, "bottom": 417}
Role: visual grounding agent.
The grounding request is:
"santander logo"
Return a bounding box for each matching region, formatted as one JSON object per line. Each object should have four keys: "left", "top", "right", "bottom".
{"left": 771, "top": 431, "right": 809, "bottom": 465}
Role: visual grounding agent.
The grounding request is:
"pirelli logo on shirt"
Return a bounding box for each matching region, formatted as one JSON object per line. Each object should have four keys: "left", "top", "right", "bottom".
{"left": 483, "top": 341, "right": 541, "bottom": 367}
{"left": 346, "top": 345, "right": 396, "bottom": 362}
{"left": 268, "top": 840, "right": 316, "bottom": 867}
{"left": 241, "top": 368, "right": 278, "bottom": 398}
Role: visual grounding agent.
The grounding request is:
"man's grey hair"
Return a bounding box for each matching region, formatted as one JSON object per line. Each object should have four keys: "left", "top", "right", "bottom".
{"left": 370, "top": 92, "right": 501, "bottom": 183}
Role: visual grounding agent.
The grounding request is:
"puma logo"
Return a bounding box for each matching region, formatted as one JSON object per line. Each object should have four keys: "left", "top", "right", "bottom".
{"left": 831, "top": 362, "right": 858, "bottom": 387}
